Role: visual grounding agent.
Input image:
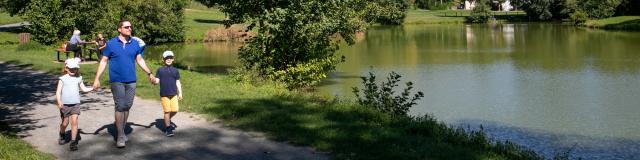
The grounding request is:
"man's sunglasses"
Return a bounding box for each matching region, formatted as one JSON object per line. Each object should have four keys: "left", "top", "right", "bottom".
{"left": 122, "top": 26, "right": 132, "bottom": 29}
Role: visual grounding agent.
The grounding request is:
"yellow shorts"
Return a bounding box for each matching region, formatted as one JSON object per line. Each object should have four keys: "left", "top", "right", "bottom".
{"left": 161, "top": 96, "right": 179, "bottom": 112}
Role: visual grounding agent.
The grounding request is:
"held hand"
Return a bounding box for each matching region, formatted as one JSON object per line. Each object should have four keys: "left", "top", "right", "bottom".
{"left": 148, "top": 74, "right": 156, "bottom": 84}
{"left": 178, "top": 94, "right": 183, "bottom": 101}
{"left": 58, "top": 104, "right": 63, "bottom": 109}
{"left": 92, "top": 80, "right": 100, "bottom": 91}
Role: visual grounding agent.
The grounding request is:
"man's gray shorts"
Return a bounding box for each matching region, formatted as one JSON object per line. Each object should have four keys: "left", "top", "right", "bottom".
{"left": 111, "top": 82, "right": 136, "bottom": 112}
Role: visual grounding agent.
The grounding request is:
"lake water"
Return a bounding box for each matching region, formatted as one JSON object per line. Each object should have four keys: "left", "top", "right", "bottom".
{"left": 147, "top": 23, "right": 640, "bottom": 159}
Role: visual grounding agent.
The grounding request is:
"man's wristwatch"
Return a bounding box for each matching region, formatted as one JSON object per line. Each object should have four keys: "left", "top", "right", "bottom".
{"left": 147, "top": 72, "right": 152, "bottom": 76}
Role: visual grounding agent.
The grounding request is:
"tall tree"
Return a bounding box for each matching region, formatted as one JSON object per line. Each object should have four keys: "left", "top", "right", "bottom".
{"left": 7, "top": 0, "right": 186, "bottom": 45}
{"left": 0, "top": 0, "right": 31, "bottom": 16}
{"left": 204, "top": 0, "right": 369, "bottom": 89}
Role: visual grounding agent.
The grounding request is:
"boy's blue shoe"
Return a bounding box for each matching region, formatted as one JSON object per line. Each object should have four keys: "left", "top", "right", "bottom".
{"left": 165, "top": 127, "right": 174, "bottom": 137}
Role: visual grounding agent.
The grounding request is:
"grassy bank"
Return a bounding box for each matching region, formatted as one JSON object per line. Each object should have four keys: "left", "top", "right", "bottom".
{"left": 184, "top": 8, "right": 226, "bottom": 42}
{"left": 0, "top": 42, "right": 546, "bottom": 159}
{"left": 584, "top": 16, "right": 640, "bottom": 31}
{"left": 404, "top": 10, "right": 527, "bottom": 24}
{"left": 0, "top": 134, "right": 54, "bottom": 159}
{"left": 181, "top": 8, "right": 528, "bottom": 41}
{"left": 0, "top": 12, "right": 23, "bottom": 25}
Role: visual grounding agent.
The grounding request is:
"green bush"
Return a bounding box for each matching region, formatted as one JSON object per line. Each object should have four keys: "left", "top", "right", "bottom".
{"left": 364, "top": 0, "right": 409, "bottom": 25}
{"left": 523, "top": 0, "right": 553, "bottom": 20}
{"left": 13, "top": 0, "right": 186, "bottom": 45}
{"left": 269, "top": 57, "right": 342, "bottom": 89}
{"left": 467, "top": 0, "right": 493, "bottom": 23}
{"left": 225, "top": 0, "right": 367, "bottom": 89}
{"left": 522, "top": 0, "right": 626, "bottom": 20}
{"left": 582, "top": 0, "right": 623, "bottom": 19}
{"left": 352, "top": 71, "right": 424, "bottom": 117}
{"left": 569, "top": 9, "right": 588, "bottom": 24}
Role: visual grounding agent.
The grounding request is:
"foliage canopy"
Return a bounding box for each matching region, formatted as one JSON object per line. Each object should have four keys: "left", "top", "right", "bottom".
{"left": 521, "top": 0, "right": 627, "bottom": 21}
{"left": 2, "top": 0, "right": 186, "bottom": 45}
{"left": 201, "top": 0, "right": 385, "bottom": 89}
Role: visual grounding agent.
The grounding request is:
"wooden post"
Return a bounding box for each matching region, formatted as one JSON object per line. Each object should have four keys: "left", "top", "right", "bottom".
{"left": 18, "top": 33, "right": 30, "bottom": 44}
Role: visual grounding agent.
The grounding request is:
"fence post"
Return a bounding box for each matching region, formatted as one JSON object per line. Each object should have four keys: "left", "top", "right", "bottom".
{"left": 18, "top": 33, "right": 30, "bottom": 44}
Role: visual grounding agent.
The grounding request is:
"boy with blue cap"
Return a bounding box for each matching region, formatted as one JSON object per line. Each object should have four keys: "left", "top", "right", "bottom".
{"left": 152, "top": 51, "right": 183, "bottom": 137}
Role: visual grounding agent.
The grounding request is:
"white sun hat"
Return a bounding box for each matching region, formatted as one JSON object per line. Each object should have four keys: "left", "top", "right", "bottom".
{"left": 162, "top": 51, "right": 174, "bottom": 58}
{"left": 65, "top": 58, "right": 80, "bottom": 68}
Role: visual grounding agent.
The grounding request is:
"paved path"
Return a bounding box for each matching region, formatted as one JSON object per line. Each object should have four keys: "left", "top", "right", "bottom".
{"left": 0, "top": 62, "right": 327, "bottom": 160}
{"left": 0, "top": 21, "right": 30, "bottom": 31}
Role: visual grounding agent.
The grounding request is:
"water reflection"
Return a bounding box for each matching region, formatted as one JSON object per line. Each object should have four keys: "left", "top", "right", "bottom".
{"left": 145, "top": 23, "right": 640, "bottom": 158}
{"left": 323, "top": 23, "right": 640, "bottom": 158}
{"left": 146, "top": 42, "right": 241, "bottom": 73}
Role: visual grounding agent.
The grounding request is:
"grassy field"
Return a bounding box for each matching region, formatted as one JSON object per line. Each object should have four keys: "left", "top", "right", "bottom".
{"left": 404, "top": 10, "right": 468, "bottom": 24}
{"left": 404, "top": 10, "right": 527, "bottom": 24}
{"left": 0, "top": 134, "right": 54, "bottom": 160}
{"left": 184, "top": 8, "right": 226, "bottom": 41}
{"left": 0, "top": 32, "right": 19, "bottom": 44}
{"left": 584, "top": 16, "right": 640, "bottom": 31}
{"left": 0, "top": 42, "right": 547, "bottom": 159}
{"left": 0, "top": 12, "right": 23, "bottom": 25}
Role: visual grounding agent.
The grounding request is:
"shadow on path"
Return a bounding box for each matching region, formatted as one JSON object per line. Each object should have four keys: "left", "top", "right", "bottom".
{"left": 0, "top": 62, "right": 327, "bottom": 160}
{"left": 0, "top": 62, "right": 56, "bottom": 136}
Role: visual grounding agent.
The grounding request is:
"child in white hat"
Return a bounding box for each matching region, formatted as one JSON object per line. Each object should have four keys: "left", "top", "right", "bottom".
{"left": 55, "top": 58, "right": 93, "bottom": 151}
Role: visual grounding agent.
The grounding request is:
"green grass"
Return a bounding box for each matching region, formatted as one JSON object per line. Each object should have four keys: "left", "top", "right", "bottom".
{"left": 0, "top": 109, "right": 54, "bottom": 159}
{"left": 0, "top": 134, "right": 55, "bottom": 160}
{"left": 0, "top": 43, "right": 545, "bottom": 159}
{"left": 0, "top": 12, "right": 23, "bottom": 25}
{"left": 184, "top": 8, "right": 226, "bottom": 41}
{"left": 404, "top": 10, "right": 527, "bottom": 24}
{"left": 0, "top": 32, "right": 19, "bottom": 45}
{"left": 584, "top": 16, "right": 640, "bottom": 31}
{"left": 404, "top": 10, "right": 468, "bottom": 24}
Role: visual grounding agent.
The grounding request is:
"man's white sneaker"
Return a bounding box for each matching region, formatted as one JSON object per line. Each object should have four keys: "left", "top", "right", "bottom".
{"left": 116, "top": 136, "right": 126, "bottom": 148}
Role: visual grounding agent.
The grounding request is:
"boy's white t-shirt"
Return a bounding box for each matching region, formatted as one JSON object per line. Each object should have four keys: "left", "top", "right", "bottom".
{"left": 60, "top": 75, "right": 82, "bottom": 104}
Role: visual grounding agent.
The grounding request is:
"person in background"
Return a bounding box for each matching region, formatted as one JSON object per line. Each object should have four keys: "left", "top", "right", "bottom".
{"left": 67, "top": 30, "right": 85, "bottom": 60}
{"left": 95, "top": 32, "right": 107, "bottom": 59}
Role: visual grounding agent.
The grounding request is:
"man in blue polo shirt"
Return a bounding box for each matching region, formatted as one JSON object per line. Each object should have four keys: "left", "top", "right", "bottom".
{"left": 92, "top": 19, "right": 155, "bottom": 148}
